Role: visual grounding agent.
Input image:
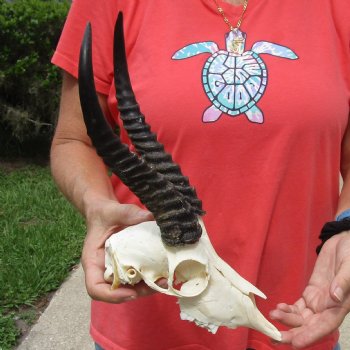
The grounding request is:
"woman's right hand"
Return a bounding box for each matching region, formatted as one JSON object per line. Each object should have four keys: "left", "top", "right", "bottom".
{"left": 81, "top": 195, "right": 157, "bottom": 303}
{"left": 51, "top": 73, "right": 163, "bottom": 303}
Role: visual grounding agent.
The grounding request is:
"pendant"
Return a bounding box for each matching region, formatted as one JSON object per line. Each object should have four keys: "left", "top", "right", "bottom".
{"left": 226, "top": 28, "right": 246, "bottom": 55}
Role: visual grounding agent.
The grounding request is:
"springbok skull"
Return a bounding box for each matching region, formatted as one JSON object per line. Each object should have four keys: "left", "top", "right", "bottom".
{"left": 104, "top": 219, "right": 281, "bottom": 340}
{"left": 78, "top": 12, "right": 282, "bottom": 342}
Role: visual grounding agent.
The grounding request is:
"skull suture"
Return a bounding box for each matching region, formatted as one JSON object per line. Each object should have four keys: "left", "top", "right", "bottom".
{"left": 78, "top": 12, "right": 282, "bottom": 343}
{"left": 104, "top": 219, "right": 281, "bottom": 341}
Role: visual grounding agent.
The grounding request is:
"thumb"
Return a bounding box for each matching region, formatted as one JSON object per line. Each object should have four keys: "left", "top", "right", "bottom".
{"left": 116, "top": 203, "right": 153, "bottom": 226}
{"left": 330, "top": 258, "right": 350, "bottom": 303}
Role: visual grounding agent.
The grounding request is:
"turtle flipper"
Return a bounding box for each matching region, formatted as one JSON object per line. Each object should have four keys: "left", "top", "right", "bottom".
{"left": 172, "top": 42, "right": 219, "bottom": 60}
{"left": 245, "top": 105, "right": 264, "bottom": 123}
{"left": 203, "top": 105, "right": 222, "bottom": 123}
{"left": 251, "top": 41, "right": 298, "bottom": 60}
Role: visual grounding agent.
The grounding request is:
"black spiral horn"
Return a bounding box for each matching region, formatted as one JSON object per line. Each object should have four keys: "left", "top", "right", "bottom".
{"left": 78, "top": 17, "right": 202, "bottom": 246}
{"left": 113, "top": 13, "right": 204, "bottom": 216}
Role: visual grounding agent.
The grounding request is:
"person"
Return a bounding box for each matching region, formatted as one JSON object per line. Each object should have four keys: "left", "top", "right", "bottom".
{"left": 50, "top": 0, "right": 350, "bottom": 349}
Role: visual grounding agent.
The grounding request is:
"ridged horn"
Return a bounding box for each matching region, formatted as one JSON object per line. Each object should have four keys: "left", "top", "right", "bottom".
{"left": 78, "top": 21, "right": 202, "bottom": 246}
{"left": 113, "top": 13, "right": 204, "bottom": 216}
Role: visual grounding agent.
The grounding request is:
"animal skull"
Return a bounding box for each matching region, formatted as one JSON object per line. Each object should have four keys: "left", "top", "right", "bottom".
{"left": 104, "top": 219, "right": 282, "bottom": 341}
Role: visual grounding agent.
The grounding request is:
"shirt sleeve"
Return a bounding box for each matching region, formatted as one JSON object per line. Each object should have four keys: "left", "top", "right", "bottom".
{"left": 51, "top": 0, "right": 120, "bottom": 95}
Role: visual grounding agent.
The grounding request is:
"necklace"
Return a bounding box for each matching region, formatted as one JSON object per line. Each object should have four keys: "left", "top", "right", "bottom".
{"left": 212, "top": 0, "right": 249, "bottom": 54}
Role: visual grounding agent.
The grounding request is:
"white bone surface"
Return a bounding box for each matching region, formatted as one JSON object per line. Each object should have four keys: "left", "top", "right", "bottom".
{"left": 104, "top": 219, "right": 282, "bottom": 341}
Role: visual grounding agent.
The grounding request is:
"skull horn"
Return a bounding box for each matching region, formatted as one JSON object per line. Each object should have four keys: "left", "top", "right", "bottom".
{"left": 113, "top": 13, "right": 204, "bottom": 216}
{"left": 78, "top": 21, "right": 202, "bottom": 246}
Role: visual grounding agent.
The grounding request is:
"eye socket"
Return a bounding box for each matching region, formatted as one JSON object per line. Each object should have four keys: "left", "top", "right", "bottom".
{"left": 171, "top": 260, "right": 209, "bottom": 297}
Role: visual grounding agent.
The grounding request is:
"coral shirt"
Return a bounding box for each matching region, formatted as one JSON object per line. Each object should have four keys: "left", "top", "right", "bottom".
{"left": 52, "top": 1, "right": 350, "bottom": 349}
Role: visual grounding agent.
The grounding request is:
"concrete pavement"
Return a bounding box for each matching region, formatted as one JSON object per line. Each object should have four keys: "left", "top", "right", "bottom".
{"left": 16, "top": 265, "right": 93, "bottom": 350}
{"left": 16, "top": 265, "right": 350, "bottom": 350}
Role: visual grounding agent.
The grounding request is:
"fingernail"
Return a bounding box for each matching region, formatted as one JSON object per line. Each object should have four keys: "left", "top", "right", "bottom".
{"left": 334, "top": 287, "right": 344, "bottom": 302}
{"left": 137, "top": 210, "right": 152, "bottom": 219}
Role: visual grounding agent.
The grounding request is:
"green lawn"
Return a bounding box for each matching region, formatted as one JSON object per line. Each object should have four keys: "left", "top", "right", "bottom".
{"left": 0, "top": 164, "right": 85, "bottom": 349}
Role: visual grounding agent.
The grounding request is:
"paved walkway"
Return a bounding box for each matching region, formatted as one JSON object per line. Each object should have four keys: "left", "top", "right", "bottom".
{"left": 16, "top": 265, "right": 350, "bottom": 350}
{"left": 16, "top": 266, "right": 93, "bottom": 350}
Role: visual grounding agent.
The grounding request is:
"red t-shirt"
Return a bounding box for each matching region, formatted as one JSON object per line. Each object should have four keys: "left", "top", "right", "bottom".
{"left": 52, "top": 1, "right": 350, "bottom": 349}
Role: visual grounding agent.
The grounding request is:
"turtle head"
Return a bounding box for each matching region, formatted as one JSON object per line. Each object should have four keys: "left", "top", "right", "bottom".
{"left": 226, "top": 29, "right": 246, "bottom": 55}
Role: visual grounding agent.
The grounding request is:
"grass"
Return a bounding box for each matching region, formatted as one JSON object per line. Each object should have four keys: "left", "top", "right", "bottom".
{"left": 0, "top": 164, "right": 85, "bottom": 349}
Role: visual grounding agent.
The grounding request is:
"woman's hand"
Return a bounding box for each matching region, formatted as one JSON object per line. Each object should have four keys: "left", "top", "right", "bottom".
{"left": 270, "top": 232, "right": 350, "bottom": 348}
{"left": 81, "top": 196, "right": 158, "bottom": 303}
{"left": 51, "top": 74, "right": 163, "bottom": 304}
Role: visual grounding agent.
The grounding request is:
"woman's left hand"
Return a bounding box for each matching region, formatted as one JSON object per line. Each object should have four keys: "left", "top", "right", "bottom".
{"left": 270, "top": 232, "right": 350, "bottom": 348}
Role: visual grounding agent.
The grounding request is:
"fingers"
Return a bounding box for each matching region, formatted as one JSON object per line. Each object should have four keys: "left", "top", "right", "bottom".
{"left": 85, "top": 271, "right": 161, "bottom": 303}
{"left": 85, "top": 198, "right": 153, "bottom": 235}
{"left": 270, "top": 298, "right": 345, "bottom": 348}
{"left": 82, "top": 228, "right": 164, "bottom": 303}
{"left": 86, "top": 280, "right": 157, "bottom": 303}
{"left": 115, "top": 203, "right": 153, "bottom": 227}
{"left": 271, "top": 234, "right": 350, "bottom": 348}
{"left": 82, "top": 245, "right": 132, "bottom": 303}
{"left": 82, "top": 199, "right": 155, "bottom": 303}
{"left": 270, "top": 302, "right": 305, "bottom": 327}
{"left": 278, "top": 310, "right": 341, "bottom": 349}
{"left": 84, "top": 201, "right": 154, "bottom": 248}
{"left": 321, "top": 233, "right": 350, "bottom": 304}
{"left": 330, "top": 257, "right": 350, "bottom": 303}
{"left": 83, "top": 255, "right": 157, "bottom": 303}
{"left": 270, "top": 299, "right": 315, "bottom": 327}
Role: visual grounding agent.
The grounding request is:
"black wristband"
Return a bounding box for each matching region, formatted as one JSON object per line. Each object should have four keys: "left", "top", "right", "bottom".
{"left": 316, "top": 217, "right": 350, "bottom": 254}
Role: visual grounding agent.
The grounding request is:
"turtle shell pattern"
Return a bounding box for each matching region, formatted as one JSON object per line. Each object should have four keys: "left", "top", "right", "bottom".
{"left": 202, "top": 50, "right": 267, "bottom": 116}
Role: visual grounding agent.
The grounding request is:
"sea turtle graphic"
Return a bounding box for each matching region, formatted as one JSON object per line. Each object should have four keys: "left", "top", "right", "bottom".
{"left": 172, "top": 30, "right": 298, "bottom": 123}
